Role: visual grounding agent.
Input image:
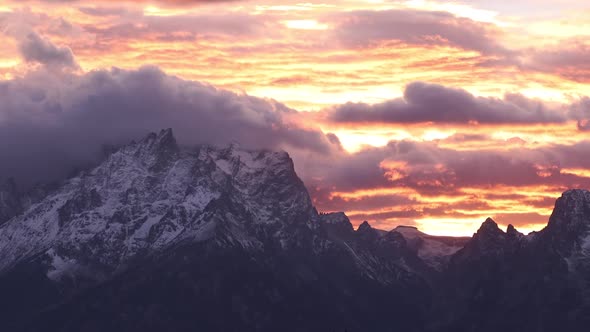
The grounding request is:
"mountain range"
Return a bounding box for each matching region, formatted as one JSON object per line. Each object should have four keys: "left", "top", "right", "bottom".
{"left": 1, "top": 129, "right": 589, "bottom": 331}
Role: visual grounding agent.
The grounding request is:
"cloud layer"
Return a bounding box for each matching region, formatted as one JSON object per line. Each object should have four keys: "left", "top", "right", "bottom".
{"left": 0, "top": 66, "right": 337, "bottom": 187}
{"left": 326, "top": 82, "right": 569, "bottom": 125}
{"left": 332, "top": 9, "right": 512, "bottom": 57}
{"left": 17, "top": 31, "right": 78, "bottom": 68}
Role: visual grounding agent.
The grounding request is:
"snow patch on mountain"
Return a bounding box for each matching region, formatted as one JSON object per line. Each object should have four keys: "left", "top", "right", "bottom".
{"left": 395, "top": 226, "right": 467, "bottom": 270}
{"left": 46, "top": 248, "right": 78, "bottom": 281}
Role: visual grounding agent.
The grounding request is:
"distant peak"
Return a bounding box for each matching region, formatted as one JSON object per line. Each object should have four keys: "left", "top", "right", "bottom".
{"left": 358, "top": 220, "right": 372, "bottom": 232}
{"left": 141, "top": 128, "right": 175, "bottom": 143}
{"left": 159, "top": 128, "right": 177, "bottom": 146}
{"left": 506, "top": 224, "right": 524, "bottom": 238}
{"left": 559, "top": 189, "right": 590, "bottom": 205}
{"left": 394, "top": 225, "right": 418, "bottom": 230}
{"left": 319, "top": 212, "right": 354, "bottom": 234}
{"left": 481, "top": 217, "right": 499, "bottom": 228}
{"left": 475, "top": 217, "right": 503, "bottom": 236}
{"left": 152, "top": 128, "right": 176, "bottom": 146}
{"left": 320, "top": 212, "right": 351, "bottom": 225}
{"left": 131, "top": 129, "right": 179, "bottom": 170}
{"left": 562, "top": 188, "right": 590, "bottom": 197}
{"left": 546, "top": 188, "right": 590, "bottom": 235}
{"left": 484, "top": 217, "right": 497, "bottom": 225}
{"left": 160, "top": 128, "right": 174, "bottom": 138}
{"left": 392, "top": 225, "right": 425, "bottom": 240}
{"left": 552, "top": 188, "right": 590, "bottom": 216}
{"left": 226, "top": 141, "right": 241, "bottom": 150}
{"left": 356, "top": 220, "right": 379, "bottom": 240}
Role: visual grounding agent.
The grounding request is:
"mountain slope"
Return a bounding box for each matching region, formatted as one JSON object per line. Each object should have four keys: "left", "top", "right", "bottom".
{"left": 0, "top": 129, "right": 430, "bottom": 332}
{"left": 433, "top": 197, "right": 590, "bottom": 332}
{"left": 0, "top": 129, "right": 316, "bottom": 279}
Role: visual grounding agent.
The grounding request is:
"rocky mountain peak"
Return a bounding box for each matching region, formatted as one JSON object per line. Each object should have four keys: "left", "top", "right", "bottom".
{"left": 478, "top": 217, "right": 501, "bottom": 233}
{"left": 561, "top": 188, "right": 590, "bottom": 201}
{"left": 477, "top": 217, "right": 504, "bottom": 238}
{"left": 451, "top": 218, "right": 510, "bottom": 263}
{"left": 128, "top": 128, "right": 179, "bottom": 171}
{"left": 548, "top": 189, "right": 590, "bottom": 228}
{"left": 320, "top": 212, "right": 351, "bottom": 225}
{"left": 506, "top": 223, "right": 516, "bottom": 233}
{"left": 319, "top": 212, "right": 354, "bottom": 238}
{"left": 146, "top": 128, "right": 175, "bottom": 144}
{"left": 355, "top": 220, "right": 378, "bottom": 240}
{"left": 357, "top": 220, "right": 373, "bottom": 233}
{"left": 393, "top": 226, "right": 426, "bottom": 242}
{"left": 506, "top": 224, "right": 524, "bottom": 239}
{"left": 541, "top": 189, "right": 590, "bottom": 255}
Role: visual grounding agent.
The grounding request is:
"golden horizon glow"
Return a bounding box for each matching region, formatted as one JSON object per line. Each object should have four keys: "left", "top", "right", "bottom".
{"left": 282, "top": 19, "right": 329, "bottom": 30}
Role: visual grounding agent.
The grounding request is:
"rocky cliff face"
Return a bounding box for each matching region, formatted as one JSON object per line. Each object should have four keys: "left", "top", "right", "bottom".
{"left": 542, "top": 189, "right": 590, "bottom": 258}
{"left": 1, "top": 129, "right": 590, "bottom": 331}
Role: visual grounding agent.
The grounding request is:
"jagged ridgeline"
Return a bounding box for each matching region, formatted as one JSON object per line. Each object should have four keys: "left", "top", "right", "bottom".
{"left": 0, "top": 129, "right": 589, "bottom": 332}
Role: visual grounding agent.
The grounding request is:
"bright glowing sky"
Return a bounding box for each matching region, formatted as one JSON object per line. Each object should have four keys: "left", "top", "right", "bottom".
{"left": 1, "top": 0, "right": 590, "bottom": 236}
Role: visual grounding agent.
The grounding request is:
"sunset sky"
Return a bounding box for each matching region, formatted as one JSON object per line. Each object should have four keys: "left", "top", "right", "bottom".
{"left": 1, "top": 0, "right": 590, "bottom": 236}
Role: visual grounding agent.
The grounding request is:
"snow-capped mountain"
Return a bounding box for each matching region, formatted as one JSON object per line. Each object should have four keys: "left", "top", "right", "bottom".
{"left": 0, "top": 129, "right": 318, "bottom": 280}
{"left": 1, "top": 129, "right": 590, "bottom": 332}
{"left": 0, "top": 129, "right": 429, "bottom": 332}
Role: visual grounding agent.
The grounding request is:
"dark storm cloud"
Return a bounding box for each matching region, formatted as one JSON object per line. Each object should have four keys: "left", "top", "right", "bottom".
{"left": 17, "top": 31, "right": 78, "bottom": 68}
{"left": 326, "top": 82, "right": 568, "bottom": 125}
{"left": 0, "top": 66, "right": 337, "bottom": 188}
{"left": 331, "top": 9, "right": 514, "bottom": 57}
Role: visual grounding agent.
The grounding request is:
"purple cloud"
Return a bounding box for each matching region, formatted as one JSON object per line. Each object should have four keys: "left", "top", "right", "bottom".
{"left": 17, "top": 31, "right": 78, "bottom": 68}
{"left": 0, "top": 66, "right": 338, "bottom": 188}
{"left": 326, "top": 82, "right": 568, "bottom": 125}
{"left": 331, "top": 9, "right": 514, "bottom": 57}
